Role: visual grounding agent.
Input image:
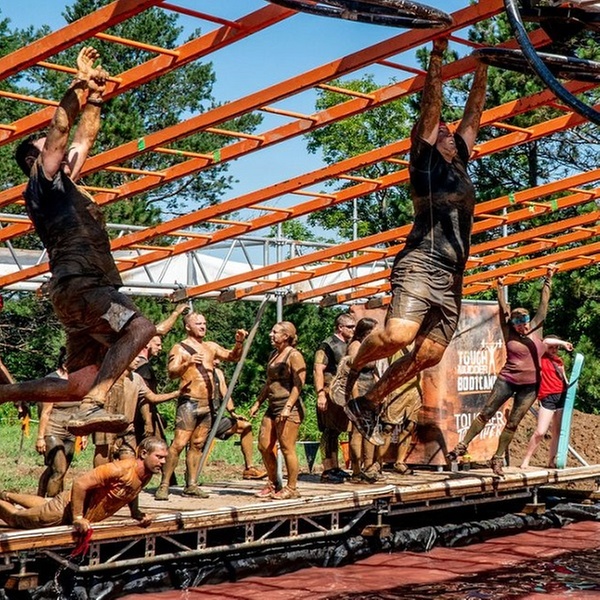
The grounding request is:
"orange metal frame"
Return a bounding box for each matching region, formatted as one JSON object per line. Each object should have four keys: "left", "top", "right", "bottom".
{"left": 1, "top": 0, "right": 599, "bottom": 306}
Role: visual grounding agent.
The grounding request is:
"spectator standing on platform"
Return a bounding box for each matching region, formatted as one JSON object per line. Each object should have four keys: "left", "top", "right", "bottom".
{"left": 93, "top": 358, "right": 178, "bottom": 466}
{"left": 250, "top": 322, "right": 306, "bottom": 500}
{"left": 314, "top": 313, "right": 355, "bottom": 484}
{"left": 212, "top": 359, "right": 266, "bottom": 480}
{"left": 36, "top": 348, "right": 87, "bottom": 498}
{"left": 520, "top": 337, "right": 573, "bottom": 469}
{"left": 447, "top": 267, "right": 560, "bottom": 476}
{"left": 331, "top": 39, "right": 488, "bottom": 445}
{"left": 343, "top": 318, "right": 382, "bottom": 483}
{"left": 0, "top": 437, "right": 167, "bottom": 532}
{"left": 134, "top": 303, "right": 189, "bottom": 444}
{"left": 154, "top": 313, "right": 248, "bottom": 501}
{"left": 9, "top": 46, "right": 155, "bottom": 435}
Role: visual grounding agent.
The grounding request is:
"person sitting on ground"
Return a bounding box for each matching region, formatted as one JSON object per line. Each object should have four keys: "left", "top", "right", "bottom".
{"left": 213, "top": 359, "right": 266, "bottom": 480}
{"left": 330, "top": 39, "right": 488, "bottom": 446}
{"left": 93, "top": 358, "right": 178, "bottom": 467}
{"left": 0, "top": 437, "right": 167, "bottom": 533}
{"left": 250, "top": 321, "right": 306, "bottom": 500}
{"left": 154, "top": 312, "right": 248, "bottom": 501}
{"left": 8, "top": 46, "right": 156, "bottom": 435}
{"left": 36, "top": 347, "right": 87, "bottom": 498}
{"left": 447, "top": 266, "right": 561, "bottom": 477}
{"left": 520, "top": 337, "right": 573, "bottom": 469}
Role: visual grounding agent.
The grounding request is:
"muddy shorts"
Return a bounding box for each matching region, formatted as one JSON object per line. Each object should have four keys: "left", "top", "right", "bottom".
{"left": 381, "top": 385, "right": 422, "bottom": 426}
{"left": 540, "top": 392, "right": 566, "bottom": 411}
{"left": 43, "top": 435, "right": 75, "bottom": 466}
{"left": 388, "top": 251, "right": 463, "bottom": 347}
{"left": 112, "top": 433, "right": 137, "bottom": 460}
{"left": 176, "top": 396, "right": 211, "bottom": 432}
{"left": 266, "top": 396, "right": 304, "bottom": 425}
{"left": 49, "top": 276, "right": 140, "bottom": 373}
{"left": 317, "top": 397, "right": 349, "bottom": 433}
{"left": 215, "top": 416, "right": 237, "bottom": 440}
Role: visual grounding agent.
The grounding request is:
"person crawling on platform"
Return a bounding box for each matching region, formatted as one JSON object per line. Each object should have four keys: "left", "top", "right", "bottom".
{"left": 6, "top": 46, "right": 156, "bottom": 436}
{"left": 0, "top": 437, "right": 167, "bottom": 533}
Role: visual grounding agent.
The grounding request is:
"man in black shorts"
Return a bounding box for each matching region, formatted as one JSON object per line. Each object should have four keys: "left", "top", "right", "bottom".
{"left": 331, "top": 38, "right": 488, "bottom": 444}
{"left": 6, "top": 47, "right": 156, "bottom": 435}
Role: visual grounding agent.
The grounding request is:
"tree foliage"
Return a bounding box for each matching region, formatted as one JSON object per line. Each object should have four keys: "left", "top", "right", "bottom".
{"left": 303, "top": 16, "right": 600, "bottom": 413}
{"left": 305, "top": 76, "right": 414, "bottom": 240}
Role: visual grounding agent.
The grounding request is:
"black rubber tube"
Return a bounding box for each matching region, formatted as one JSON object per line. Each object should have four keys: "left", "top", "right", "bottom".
{"left": 266, "top": 0, "right": 452, "bottom": 29}
{"left": 504, "top": 0, "right": 600, "bottom": 125}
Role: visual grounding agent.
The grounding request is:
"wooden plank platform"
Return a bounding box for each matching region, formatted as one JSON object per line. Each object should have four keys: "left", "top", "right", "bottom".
{"left": 1, "top": 464, "right": 599, "bottom": 557}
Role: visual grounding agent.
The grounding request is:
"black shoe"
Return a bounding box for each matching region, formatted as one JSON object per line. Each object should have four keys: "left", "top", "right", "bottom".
{"left": 66, "top": 403, "right": 129, "bottom": 436}
{"left": 344, "top": 396, "right": 384, "bottom": 446}
{"left": 320, "top": 469, "right": 346, "bottom": 484}
{"left": 331, "top": 467, "right": 351, "bottom": 479}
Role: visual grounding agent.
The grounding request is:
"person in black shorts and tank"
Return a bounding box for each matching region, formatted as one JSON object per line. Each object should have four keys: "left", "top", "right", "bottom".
{"left": 331, "top": 38, "right": 488, "bottom": 444}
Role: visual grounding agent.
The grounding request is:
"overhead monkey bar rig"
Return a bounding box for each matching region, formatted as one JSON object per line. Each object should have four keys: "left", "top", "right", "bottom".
{"left": 0, "top": 0, "right": 599, "bottom": 305}
{"left": 265, "top": 0, "right": 452, "bottom": 28}
{"left": 498, "top": 0, "right": 600, "bottom": 125}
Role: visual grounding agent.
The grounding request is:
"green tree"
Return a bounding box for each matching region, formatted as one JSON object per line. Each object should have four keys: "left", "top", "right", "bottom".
{"left": 304, "top": 16, "right": 600, "bottom": 413}
{"left": 305, "top": 76, "right": 414, "bottom": 241}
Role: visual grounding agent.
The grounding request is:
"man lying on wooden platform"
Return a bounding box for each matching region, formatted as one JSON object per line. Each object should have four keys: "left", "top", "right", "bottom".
{"left": 0, "top": 437, "right": 167, "bottom": 534}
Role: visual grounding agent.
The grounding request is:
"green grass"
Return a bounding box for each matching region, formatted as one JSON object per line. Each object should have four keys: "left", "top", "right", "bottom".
{"left": 0, "top": 414, "right": 327, "bottom": 493}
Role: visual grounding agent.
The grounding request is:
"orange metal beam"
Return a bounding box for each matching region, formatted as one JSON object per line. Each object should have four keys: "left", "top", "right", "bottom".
{"left": 290, "top": 209, "right": 600, "bottom": 304}
{"left": 0, "top": 91, "right": 597, "bottom": 290}
{"left": 0, "top": 0, "right": 162, "bottom": 81}
{"left": 3, "top": 0, "right": 600, "bottom": 303}
{"left": 0, "top": 3, "right": 295, "bottom": 145}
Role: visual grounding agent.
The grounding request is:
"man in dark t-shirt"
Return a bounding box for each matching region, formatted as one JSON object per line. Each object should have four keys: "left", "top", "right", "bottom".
{"left": 7, "top": 47, "right": 156, "bottom": 435}
{"left": 331, "top": 38, "right": 488, "bottom": 445}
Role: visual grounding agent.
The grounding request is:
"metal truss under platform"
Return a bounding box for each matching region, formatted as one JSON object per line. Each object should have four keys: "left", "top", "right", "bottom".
{"left": 1, "top": 464, "right": 600, "bottom": 597}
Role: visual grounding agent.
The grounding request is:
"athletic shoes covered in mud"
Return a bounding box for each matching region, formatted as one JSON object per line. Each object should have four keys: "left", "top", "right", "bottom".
{"left": 490, "top": 455, "right": 505, "bottom": 478}
{"left": 66, "top": 402, "right": 129, "bottom": 436}
{"left": 155, "top": 485, "right": 169, "bottom": 501}
{"left": 344, "top": 396, "right": 385, "bottom": 446}
{"left": 446, "top": 442, "right": 468, "bottom": 463}
{"left": 182, "top": 484, "right": 209, "bottom": 498}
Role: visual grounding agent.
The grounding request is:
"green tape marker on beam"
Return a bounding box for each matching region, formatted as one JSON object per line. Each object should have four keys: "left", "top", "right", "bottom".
{"left": 137, "top": 138, "right": 146, "bottom": 151}
{"left": 508, "top": 192, "right": 516, "bottom": 204}
{"left": 213, "top": 149, "right": 221, "bottom": 163}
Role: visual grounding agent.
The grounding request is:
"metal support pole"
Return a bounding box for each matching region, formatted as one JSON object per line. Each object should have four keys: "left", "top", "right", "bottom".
{"left": 196, "top": 296, "right": 271, "bottom": 480}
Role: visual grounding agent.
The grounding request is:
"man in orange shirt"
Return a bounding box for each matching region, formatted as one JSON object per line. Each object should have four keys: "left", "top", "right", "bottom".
{"left": 0, "top": 437, "right": 167, "bottom": 532}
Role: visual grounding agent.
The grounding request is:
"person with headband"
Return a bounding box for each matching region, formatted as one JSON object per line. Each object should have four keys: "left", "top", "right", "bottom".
{"left": 447, "top": 265, "right": 558, "bottom": 476}
{"left": 331, "top": 37, "right": 488, "bottom": 445}
{"left": 250, "top": 321, "right": 306, "bottom": 500}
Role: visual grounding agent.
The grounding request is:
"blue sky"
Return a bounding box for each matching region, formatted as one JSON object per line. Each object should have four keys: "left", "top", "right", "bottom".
{"left": 1, "top": 0, "right": 470, "bottom": 205}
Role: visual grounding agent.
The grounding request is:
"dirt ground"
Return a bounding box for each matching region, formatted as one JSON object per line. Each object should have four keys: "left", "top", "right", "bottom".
{"left": 509, "top": 408, "right": 600, "bottom": 468}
